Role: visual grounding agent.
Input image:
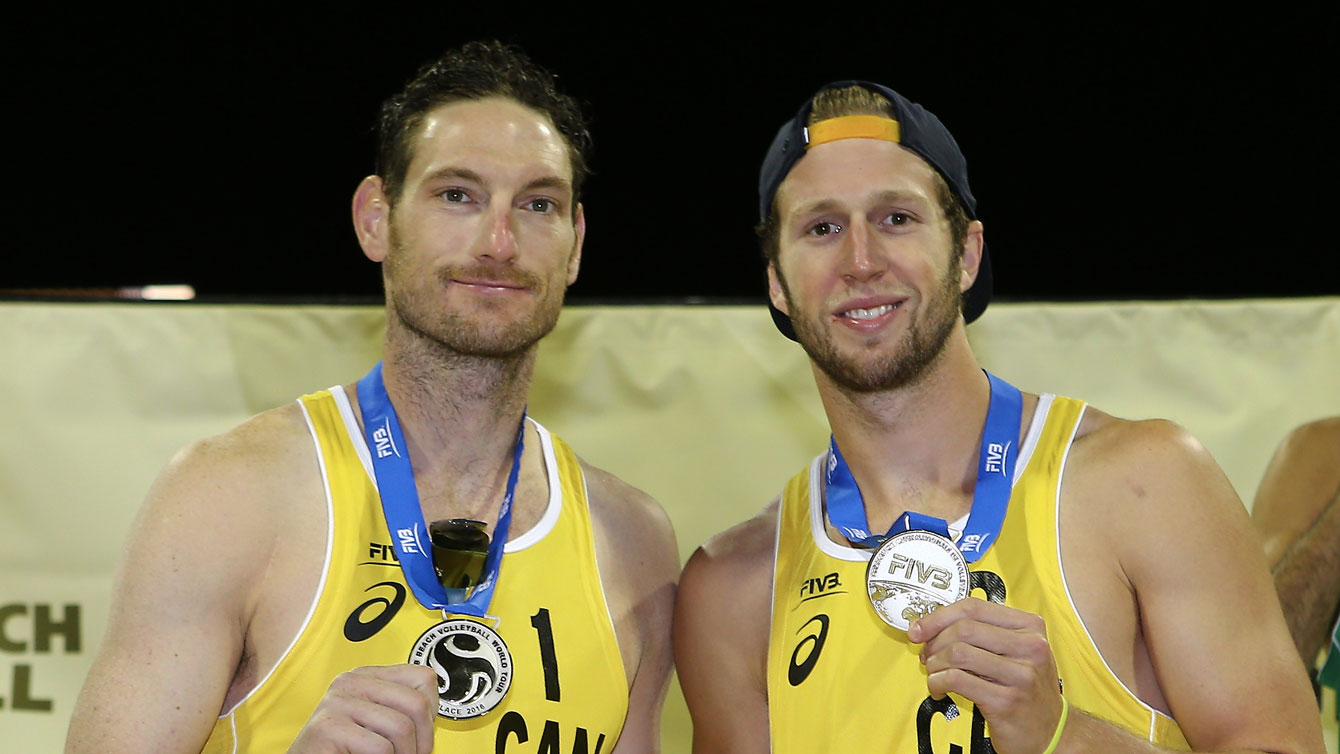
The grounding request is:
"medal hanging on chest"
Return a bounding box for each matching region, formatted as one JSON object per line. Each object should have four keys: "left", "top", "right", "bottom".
{"left": 824, "top": 372, "right": 1023, "bottom": 631}
{"left": 358, "top": 363, "right": 523, "bottom": 719}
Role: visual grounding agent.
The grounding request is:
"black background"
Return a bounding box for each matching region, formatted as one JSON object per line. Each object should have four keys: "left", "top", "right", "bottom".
{"left": 7, "top": 5, "right": 1336, "bottom": 303}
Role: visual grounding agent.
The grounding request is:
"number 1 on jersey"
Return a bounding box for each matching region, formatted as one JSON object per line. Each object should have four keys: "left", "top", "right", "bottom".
{"left": 530, "top": 607, "right": 561, "bottom": 702}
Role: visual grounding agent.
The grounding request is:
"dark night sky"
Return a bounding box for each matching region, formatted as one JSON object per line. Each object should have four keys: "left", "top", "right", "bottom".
{"left": 6, "top": 5, "right": 1336, "bottom": 303}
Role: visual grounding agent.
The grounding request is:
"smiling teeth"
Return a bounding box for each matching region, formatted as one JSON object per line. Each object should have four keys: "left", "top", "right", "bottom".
{"left": 842, "top": 304, "right": 895, "bottom": 320}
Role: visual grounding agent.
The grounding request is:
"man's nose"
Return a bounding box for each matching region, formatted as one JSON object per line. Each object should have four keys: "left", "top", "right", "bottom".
{"left": 479, "top": 204, "right": 519, "bottom": 263}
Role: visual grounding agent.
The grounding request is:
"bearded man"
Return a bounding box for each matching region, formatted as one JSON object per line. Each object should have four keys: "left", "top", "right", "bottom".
{"left": 66, "top": 41, "right": 677, "bottom": 754}
{"left": 673, "top": 80, "right": 1321, "bottom": 754}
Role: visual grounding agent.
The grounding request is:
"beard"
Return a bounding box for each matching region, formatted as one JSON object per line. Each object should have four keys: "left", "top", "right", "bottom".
{"left": 385, "top": 234, "right": 569, "bottom": 360}
{"left": 781, "top": 261, "right": 962, "bottom": 394}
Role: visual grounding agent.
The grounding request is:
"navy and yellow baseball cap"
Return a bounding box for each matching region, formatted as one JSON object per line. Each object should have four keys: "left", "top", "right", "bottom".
{"left": 758, "top": 80, "right": 992, "bottom": 340}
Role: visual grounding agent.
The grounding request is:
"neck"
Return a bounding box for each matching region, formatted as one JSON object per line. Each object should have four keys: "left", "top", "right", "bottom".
{"left": 817, "top": 331, "right": 990, "bottom": 528}
{"left": 377, "top": 314, "right": 535, "bottom": 502}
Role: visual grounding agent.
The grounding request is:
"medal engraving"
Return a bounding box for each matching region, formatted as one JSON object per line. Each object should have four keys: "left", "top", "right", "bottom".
{"left": 409, "top": 618, "right": 512, "bottom": 719}
{"left": 866, "top": 530, "right": 970, "bottom": 631}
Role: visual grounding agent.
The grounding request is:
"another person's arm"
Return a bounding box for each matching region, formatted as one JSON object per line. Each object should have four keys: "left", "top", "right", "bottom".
{"left": 1252, "top": 417, "right": 1340, "bottom": 663}
{"left": 673, "top": 508, "right": 775, "bottom": 754}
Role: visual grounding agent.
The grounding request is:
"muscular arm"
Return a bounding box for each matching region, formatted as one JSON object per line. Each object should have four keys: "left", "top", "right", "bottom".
{"left": 1252, "top": 418, "right": 1340, "bottom": 663}
{"left": 1070, "top": 419, "right": 1321, "bottom": 753}
{"left": 65, "top": 409, "right": 309, "bottom": 754}
{"left": 673, "top": 507, "right": 774, "bottom": 754}
{"left": 584, "top": 465, "right": 680, "bottom": 754}
{"left": 917, "top": 418, "right": 1323, "bottom": 754}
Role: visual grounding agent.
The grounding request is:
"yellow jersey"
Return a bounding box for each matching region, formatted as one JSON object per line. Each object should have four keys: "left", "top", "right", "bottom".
{"left": 767, "top": 394, "right": 1189, "bottom": 752}
{"left": 203, "top": 386, "right": 627, "bottom": 753}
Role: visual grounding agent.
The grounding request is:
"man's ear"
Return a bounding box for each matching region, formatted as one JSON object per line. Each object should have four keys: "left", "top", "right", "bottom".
{"left": 352, "top": 176, "right": 391, "bottom": 263}
{"left": 567, "top": 203, "right": 585, "bottom": 286}
{"left": 767, "top": 262, "right": 790, "bottom": 315}
{"left": 959, "top": 220, "right": 985, "bottom": 292}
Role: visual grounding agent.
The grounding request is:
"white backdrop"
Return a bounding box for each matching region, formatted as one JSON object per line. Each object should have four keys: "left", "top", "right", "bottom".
{"left": 1, "top": 298, "right": 1336, "bottom": 752}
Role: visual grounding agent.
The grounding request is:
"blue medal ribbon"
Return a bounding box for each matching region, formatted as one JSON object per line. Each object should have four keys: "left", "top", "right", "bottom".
{"left": 825, "top": 371, "right": 1023, "bottom": 562}
{"left": 356, "top": 362, "right": 524, "bottom": 618}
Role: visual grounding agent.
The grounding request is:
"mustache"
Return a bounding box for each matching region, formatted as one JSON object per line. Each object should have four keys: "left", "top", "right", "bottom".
{"left": 436, "top": 263, "right": 543, "bottom": 289}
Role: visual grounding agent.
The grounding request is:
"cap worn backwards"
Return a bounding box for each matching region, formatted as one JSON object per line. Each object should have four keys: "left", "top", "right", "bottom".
{"left": 757, "top": 80, "right": 992, "bottom": 340}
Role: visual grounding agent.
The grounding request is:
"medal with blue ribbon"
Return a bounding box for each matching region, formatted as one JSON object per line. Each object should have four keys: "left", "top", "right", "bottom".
{"left": 356, "top": 361, "right": 521, "bottom": 718}
{"left": 832, "top": 372, "right": 1023, "bottom": 629}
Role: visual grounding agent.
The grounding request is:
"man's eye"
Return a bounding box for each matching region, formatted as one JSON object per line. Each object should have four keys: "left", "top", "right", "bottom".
{"left": 809, "top": 221, "right": 842, "bottom": 237}
{"left": 885, "top": 212, "right": 911, "bottom": 225}
{"left": 527, "top": 198, "right": 555, "bottom": 213}
{"left": 442, "top": 189, "right": 469, "bottom": 203}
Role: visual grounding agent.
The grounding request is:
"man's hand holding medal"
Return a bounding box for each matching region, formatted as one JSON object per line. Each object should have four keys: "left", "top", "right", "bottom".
{"left": 909, "top": 599, "right": 1069, "bottom": 754}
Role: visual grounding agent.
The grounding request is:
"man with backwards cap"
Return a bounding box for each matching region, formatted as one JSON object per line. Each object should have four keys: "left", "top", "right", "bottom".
{"left": 673, "top": 81, "right": 1322, "bottom": 753}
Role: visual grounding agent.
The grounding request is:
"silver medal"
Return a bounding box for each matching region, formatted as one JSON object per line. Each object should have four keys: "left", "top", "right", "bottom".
{"left": 408, "top": 618, "right": 512, "bottom": 719}
{"left": 866, "top": 529, "right": 971, "bottom": 631}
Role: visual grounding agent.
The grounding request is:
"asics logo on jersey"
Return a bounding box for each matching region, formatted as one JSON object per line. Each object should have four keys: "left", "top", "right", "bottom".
{"left": 787, "top": 614, "right": 830, "bottom": 687}
{"left": 344, "top": 581, "right": 406, "bottom": 642}
{"left": 372, "top": 418, "right": 400, "bottom": 458}
{"left": 985, "top": 441, "right": 1011, "bottom": 476}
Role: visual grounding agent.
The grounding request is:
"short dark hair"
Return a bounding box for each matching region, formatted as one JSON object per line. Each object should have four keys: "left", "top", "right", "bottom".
{"left": 756, "top": 85, "right": 969, "bottom": 264}
{"left": 375, "top": 41, "right": 592, "bottom": 212}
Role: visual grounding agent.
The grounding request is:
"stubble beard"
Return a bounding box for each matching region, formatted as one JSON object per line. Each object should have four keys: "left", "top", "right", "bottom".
{"left": 385, "top": 234, "right": 568, "bottom": 360}
{"left": 781, "top": 261, "right": 963, "bottom": 394}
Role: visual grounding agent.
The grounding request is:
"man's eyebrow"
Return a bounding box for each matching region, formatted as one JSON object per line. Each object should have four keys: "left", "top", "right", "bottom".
{"left": 788, "top": 190, "right": 929, "bottom": 220}
{"left": 872, "top": 189, "right": 930, "bottom": 206}
{"left": 787, "top": 199, "right": 842, "bottom": 221}
{"left": 419, "top": 168, "right": 571, "bottom": 195}
{"left": 520, "top": 175, "right": 573, "bottom": 194}
{"left": 421, "top": 167, "right": 485, "bottom": 185}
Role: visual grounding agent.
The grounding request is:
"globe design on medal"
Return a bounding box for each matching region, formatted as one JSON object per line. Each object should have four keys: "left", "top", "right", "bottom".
{"left": 865, "top": 530, "right": 971, "bottom": 631}
{"left": 409, "top": 618, "right": 512, "bottom": 719}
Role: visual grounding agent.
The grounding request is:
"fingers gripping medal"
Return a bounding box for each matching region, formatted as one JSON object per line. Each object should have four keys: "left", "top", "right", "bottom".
{"left": 357, "top": 363, "right": 524, "bottom": 720}
{"left": 866, "top": 530, "right": 970, "bottom": 630}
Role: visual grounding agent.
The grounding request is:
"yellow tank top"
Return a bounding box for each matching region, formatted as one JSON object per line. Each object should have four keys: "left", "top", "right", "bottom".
{"left": 203, "top": 387, "right": 627, "bottom": 753}
{"left": 767, "top": 394, "right": 1189, "bottom": 752}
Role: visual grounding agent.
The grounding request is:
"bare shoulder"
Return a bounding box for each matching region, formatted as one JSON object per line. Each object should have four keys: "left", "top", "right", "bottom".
{"left": 1267, "top": 416, "right": 1340, "bottom": 477}
{"left": 152, "top": 401, "right": 320, "bottom": 533}
{"left": 581, "top": 461, "right": 677, "bottom": 557}
{"left": 683, "top": 500, "right": 779, "bottom": 590}
{"left": 677, "top": 499, "right": 778, "bottom": 652}
{"left": 1065, "top": 406, "right": 1251, "bottom": 563}
{"left": 66, "top": 399, "right": 325, "bottom": 752}
{"left": 1072, "top": 406, "right": 1210, "bottom": 463}
{"left": 1069, "top": 407, "right": 1230, "bottom": 499}
{"left": 129, "top": 400, "right": 324, "bottom": 607}
{"left": 1253, "top": 415, "right": 1340, "bottom": 561}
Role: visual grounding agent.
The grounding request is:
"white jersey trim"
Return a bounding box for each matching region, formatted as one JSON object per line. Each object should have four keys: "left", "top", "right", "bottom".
{"left": 807, "top": 394, "right": 1056, "bottom": 562}
{"left": 1053, "top": 403, "right": 1177, "bottom": 737}
{"left": 216, "top": 396, "right": 336, "bottom": 718}
{"left": 505, "top": 420, "right": 563, "bottom": 552}
{"left": 331, "top": 384, "right": 374, "bottom": 490}
{"left": 330, "top": 384, "right": 561, "bottom": 551}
